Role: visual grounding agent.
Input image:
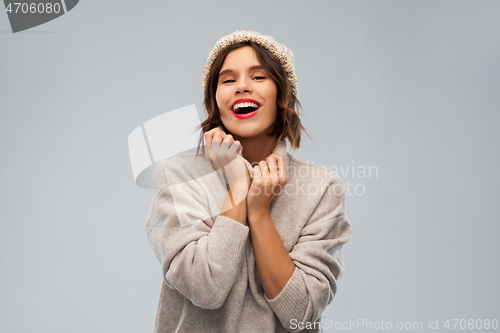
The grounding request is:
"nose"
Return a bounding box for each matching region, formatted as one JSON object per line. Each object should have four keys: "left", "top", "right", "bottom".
{"left": 235, "top": 76, "right": 252, "bottom": 94}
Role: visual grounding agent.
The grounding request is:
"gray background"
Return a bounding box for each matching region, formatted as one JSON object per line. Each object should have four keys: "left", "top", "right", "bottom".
{"left": 1, "top": 0, "right": 499, "bottom": 332}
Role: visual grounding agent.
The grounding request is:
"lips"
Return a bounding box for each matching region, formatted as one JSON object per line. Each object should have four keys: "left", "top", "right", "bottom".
{"left": 231, "top": 98, "right": 261, "bottom": 112}
{"left": 233, "top": 108, "right": 259, "bottom": 119}
{"left": 230, "top": 98, "right": 261, "bottom": 119}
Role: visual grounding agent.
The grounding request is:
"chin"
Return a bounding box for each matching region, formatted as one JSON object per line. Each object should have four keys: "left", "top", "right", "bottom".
{"left": 224, "top": 122, "right": 275, "bottom": 139}
{"left": 226, "top": 126, "right": 259, "bottom": 138}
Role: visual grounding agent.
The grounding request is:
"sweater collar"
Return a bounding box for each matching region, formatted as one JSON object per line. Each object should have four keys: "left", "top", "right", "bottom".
{"left": 215, "top": 125, "right": 289, "bottom": 179}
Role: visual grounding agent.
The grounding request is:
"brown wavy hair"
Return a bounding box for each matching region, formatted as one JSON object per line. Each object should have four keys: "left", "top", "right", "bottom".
{"left": 194, "top": 40, "right": 310, "bottom": 157}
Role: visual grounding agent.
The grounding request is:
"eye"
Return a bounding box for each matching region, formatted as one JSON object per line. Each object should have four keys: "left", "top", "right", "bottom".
{"left": 253, "top": 76, "right": 266, "bottom": 80}
{"left": 222, "top": 79, "right": 235, "bottom": 84}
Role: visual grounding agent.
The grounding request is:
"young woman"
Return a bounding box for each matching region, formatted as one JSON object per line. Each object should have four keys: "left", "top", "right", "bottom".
{"left": 145, "top": 30, "right": 353, "bottom": 333}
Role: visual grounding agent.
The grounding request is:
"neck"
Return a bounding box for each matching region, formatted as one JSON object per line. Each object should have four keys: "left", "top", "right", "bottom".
{"left": 235, "top": 133, "right": 279, "bottom": 166}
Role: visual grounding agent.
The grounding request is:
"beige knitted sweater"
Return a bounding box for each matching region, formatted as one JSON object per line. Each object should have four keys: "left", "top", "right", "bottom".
{"left": 145, "top": 139, "right": 353, "bottom": 333}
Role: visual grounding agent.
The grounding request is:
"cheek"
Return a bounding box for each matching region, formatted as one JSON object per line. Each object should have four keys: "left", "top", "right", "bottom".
{"left": 268, "top": 85, "right": 278, "bottom": 113}
{"left": 215, "top": 90, "right": 220, "bottom": 107}
{"left": 215, "top": 87, "right": 226, "bottom": 108}
{"left": 215, "top": 93, "right": 228, "bottom": 118}
{"left": 265, "top": 82, "right": 278, "bottom": 101}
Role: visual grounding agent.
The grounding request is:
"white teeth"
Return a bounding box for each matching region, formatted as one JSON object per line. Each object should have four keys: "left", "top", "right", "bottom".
{"left": 233, "top": 102, "right": 259, "bottom": 111}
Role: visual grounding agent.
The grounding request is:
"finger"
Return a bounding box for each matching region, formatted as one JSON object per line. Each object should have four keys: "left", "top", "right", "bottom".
{"left": 211, "top": 130, "right": 226, "bottom": 162}
{"left": 204, "top": 129, "right": 225, "bottom": 167}
{"left": 253, "top": 165, "right": 262, "bottom": 180}
{"left": 227, "top": 139, "right": 242, "bottom": 157}
{"left": 207, "top": 128, "right": 225, "bottom": 146}
{"left": 204, "top": 131, "right": 214, "bottom": 167}
{"left": 276, "top": 155, "right": 286, "bottom": 184}
{"left": 205, "top": 127, "right": 221, "bottom": 143}
{"left": 266, "top": 156, "right": 279, "bottom": 181}
{"left": 221, "top": 133, "right": 234, "bottom": 151}
{"left": 212, "top": 130, "right": 223, "bottom": 143}
{"left": 206, "top": 127, "right": 225, "bottom": 137}
{"left": 259, "top": 160, "right": 270, "bottom": 178}
{"left": 265, "top": 153, "right": 280, "bottom": 162}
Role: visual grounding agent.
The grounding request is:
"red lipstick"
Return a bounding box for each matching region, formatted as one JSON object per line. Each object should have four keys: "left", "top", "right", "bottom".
{"left": 231, "top": 98, "right": 261, "bottom": 119}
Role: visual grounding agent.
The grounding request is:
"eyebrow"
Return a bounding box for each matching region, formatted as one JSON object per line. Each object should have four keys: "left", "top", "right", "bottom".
{"left": 218, "top": 65, "right": 266, "bottom": 78}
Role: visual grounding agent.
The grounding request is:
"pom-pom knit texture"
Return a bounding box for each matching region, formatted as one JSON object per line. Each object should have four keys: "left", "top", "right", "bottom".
{"left": 202, "top": 30, "right": 298, "bottom": 96}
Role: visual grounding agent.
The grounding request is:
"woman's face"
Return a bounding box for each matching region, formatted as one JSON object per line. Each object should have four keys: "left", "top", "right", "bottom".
{"left": 215, "top": 46, "right": 278, "bottom": 139}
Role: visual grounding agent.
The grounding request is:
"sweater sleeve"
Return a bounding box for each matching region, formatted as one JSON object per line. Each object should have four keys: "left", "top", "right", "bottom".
{"left": 145, "top": 156, "right": 250, "bottom": 310}
{"left": 264, "top": 175, "right": 353, "bottom": 332}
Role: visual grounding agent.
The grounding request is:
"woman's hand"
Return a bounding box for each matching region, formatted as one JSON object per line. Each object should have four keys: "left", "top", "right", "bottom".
{"left": 203, "top": 128, "right": 250, "bottom": 189}
{"left": 247, "top": 154, "right": 287, "bottom": 219}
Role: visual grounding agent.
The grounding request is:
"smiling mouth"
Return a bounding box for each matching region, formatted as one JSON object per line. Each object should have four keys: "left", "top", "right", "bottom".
{"left": 233, "top": 106, "right": 259, "bottom": 114}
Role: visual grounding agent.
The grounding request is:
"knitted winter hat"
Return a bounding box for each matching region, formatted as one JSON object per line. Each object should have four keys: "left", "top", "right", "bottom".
{"left": 202, "top": 30, "right": 298, "bottom": 96}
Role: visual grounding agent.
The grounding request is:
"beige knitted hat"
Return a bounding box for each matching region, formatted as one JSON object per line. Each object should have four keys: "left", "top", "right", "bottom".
{"left": 202, "top": 30, "right": 298, "bottom": 96}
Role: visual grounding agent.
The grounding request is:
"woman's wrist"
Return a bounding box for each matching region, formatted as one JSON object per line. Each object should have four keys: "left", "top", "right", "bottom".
{"left": 224, "top": 158, "right": 248, "bottom": 186}
{"left": 247, "top": 209, "right": 271, "bottom": 224}
{"left": 221, "top": 184, "right": 247, "bottom": 225}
